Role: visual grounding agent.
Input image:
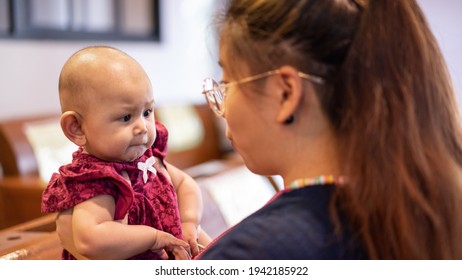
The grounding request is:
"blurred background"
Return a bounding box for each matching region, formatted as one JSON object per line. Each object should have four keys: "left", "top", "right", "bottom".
{"left": 0, "top": 0, "right": 460, "bottom": 121}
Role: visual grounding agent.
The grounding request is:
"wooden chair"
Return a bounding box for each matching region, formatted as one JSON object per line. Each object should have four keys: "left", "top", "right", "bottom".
{"left": 0, "top": 214, "right": 61, "bottom": 260}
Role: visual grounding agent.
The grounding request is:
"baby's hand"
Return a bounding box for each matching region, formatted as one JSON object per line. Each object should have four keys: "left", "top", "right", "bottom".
{"left": 151, "top": 230, "right": 190, "bottom": 260}
{"left": 182, "top": 222, "right": 200, "bottom": 257}
{"left": 170, "top": 245, "right": 191, "bottom": 260}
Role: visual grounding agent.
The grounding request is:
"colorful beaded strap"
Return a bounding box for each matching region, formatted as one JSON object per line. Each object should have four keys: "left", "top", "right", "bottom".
{"left": 288, "top": 175, "right": 344, "bottom": 189}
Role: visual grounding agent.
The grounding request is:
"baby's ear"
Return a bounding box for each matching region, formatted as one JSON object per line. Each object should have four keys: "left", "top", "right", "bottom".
{"left": 60, "top": 111, "right": 86, "bottom": 146}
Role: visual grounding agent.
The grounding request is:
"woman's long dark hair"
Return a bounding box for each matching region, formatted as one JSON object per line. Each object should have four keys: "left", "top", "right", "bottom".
{"left": 219, "top": 0, "right": 462, "bottom": 259}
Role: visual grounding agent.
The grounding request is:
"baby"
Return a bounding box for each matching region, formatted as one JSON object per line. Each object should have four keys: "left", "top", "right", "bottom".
{"left": 42, "top": 46, "right": 209, "bottom": 260}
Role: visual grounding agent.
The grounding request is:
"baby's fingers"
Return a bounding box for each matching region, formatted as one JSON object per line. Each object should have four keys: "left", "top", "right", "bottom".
{"left": 151, "top": 249, "right": 169, "bottom": 260}
{"left": 169, "top": 236, "right": 189, "bottom": 249}
{"left": 153, "top": 231, "right": 190, "bottom": 252}
{"left": 188, "top": 238, "right": 200, "bottom": 257}
{"left": 171, "top": 246, "right": 191, "bottom": 260}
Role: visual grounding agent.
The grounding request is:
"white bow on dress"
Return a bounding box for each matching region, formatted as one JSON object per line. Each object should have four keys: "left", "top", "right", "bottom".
{"left": 137, "top": 156, "right": 157, "bottom": 183}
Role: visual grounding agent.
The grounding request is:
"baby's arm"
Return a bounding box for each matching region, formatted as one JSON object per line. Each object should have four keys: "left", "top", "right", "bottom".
{"left": 71, "top": 194, "right": 188, "bottom": 259}
{"left": 166, "top": 162, "right": 205, "bottom": 256}
{"left": 56, "top": 209, "right": 88, "bottom": 259}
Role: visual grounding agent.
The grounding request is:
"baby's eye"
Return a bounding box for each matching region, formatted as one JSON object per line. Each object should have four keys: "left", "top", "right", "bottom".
{"left": 143, "top": 109, "right": 153, "bottom": 118}
{"left": 121, "top": 115, "right": 131, "bottom": 122}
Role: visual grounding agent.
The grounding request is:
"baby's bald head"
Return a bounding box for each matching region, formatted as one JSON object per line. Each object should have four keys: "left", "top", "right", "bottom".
{"left": 58, "top": 46, "right": 149, "bottom": 114}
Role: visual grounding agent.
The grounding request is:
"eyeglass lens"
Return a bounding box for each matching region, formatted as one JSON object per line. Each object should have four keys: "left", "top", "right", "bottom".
{"left": 203, "top": 78, "right": 224, "bottom": 115}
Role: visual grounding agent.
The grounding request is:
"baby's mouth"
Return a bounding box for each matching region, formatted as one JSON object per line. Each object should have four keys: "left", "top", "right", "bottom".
{"left": 135, "top": 137, "right": 148, "bottom": 146}
{"left": 133, "top": 142, "right": 147, "bottom": 147}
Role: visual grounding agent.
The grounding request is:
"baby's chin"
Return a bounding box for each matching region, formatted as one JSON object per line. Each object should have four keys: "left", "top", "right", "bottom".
{"left": 124, "top": 148, "right": 149, "bottom": 162}
{"left": 115, "top": 140, "right": 153, "bottom": 162}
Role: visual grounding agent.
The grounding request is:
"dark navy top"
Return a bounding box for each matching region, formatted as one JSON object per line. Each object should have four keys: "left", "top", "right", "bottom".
{"left": 198, "top": 185, "right": 366, "bottom": 259}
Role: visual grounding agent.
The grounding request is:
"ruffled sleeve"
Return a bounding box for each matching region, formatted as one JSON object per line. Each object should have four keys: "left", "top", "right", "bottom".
{"left": 152, "top": 121, "right": 169, "bottom": 162}
{"left": 41, "top": 152, "right": 134, "bottom": 220}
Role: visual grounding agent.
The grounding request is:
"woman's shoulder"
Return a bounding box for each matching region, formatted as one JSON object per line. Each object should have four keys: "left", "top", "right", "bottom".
{"left": 199, "top": 186, "right": 365, "bottom": 259}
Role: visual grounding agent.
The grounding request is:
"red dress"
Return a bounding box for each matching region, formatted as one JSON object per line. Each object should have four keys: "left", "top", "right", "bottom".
{"left": 41, "top": 121, "right": 182, "bottom": 260}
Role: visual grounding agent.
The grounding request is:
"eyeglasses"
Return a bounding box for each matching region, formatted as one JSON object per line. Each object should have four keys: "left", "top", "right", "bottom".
{"left": 202, "top": 69, "right": 324, "bottom": 117}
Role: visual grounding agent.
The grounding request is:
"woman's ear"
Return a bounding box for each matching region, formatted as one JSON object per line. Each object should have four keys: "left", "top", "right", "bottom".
{"left": 275, "top": 65, "right": 304, "bottom": 124}
{"left": 60, "top": 111, "right": 86, "bottom": 146}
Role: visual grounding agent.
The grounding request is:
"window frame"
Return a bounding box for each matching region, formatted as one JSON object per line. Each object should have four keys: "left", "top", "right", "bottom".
{"left": 0, "top": 0, "right": 160, "bottom": 41}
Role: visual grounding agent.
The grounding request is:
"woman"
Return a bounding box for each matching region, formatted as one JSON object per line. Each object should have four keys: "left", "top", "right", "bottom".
{"left": 198, "top": 0, "right": 462, "bottom": 259}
